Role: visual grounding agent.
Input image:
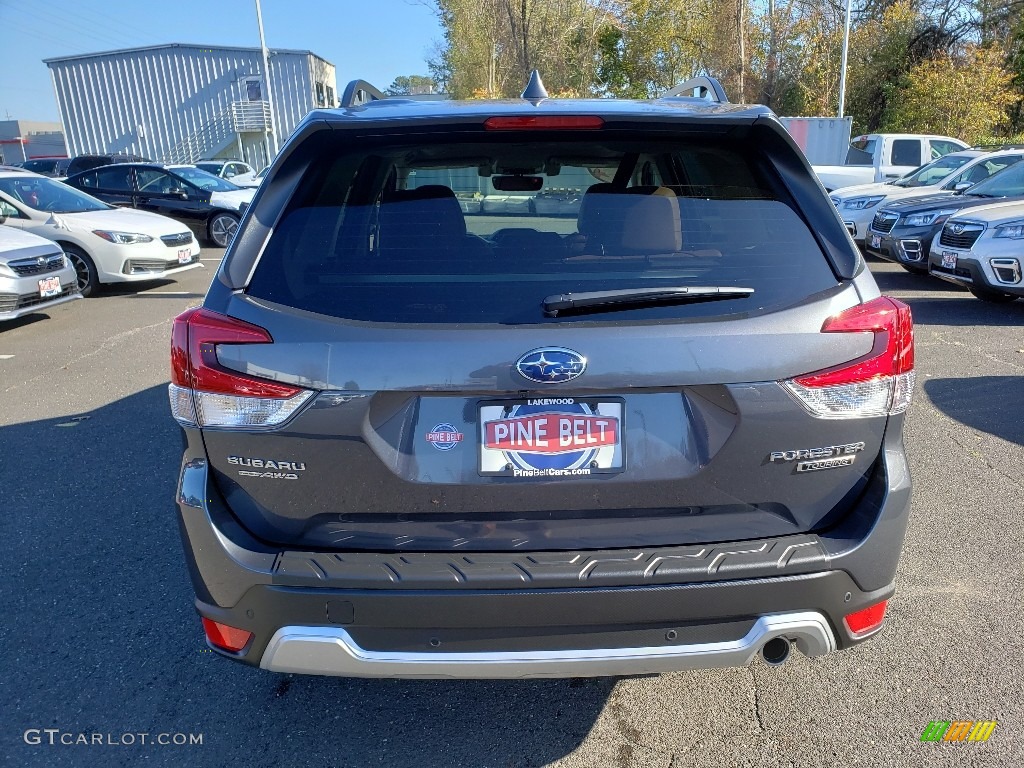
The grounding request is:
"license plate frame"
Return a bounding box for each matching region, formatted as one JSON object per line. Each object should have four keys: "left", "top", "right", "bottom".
{"left": 941, "top": 251, "right": 959, "bottom": 269}
{"left": 478, "top": 397, "right": 625, "bottom": 478}
{"left": 870, "top": 234, "right": 881, "bottom": 249}
{"left": 177, "top": 248, "right": 192, "bottom": 264}
{"left": 38, "top": 276, "right": 61, "bottom": 298}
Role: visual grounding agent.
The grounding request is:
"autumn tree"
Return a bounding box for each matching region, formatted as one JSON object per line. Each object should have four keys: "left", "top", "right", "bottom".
{"left": 430, "top": 0, "right": 611, "bottom": 98}
{"left": 885, "top": 45, "right": 1016, "bottom": 141}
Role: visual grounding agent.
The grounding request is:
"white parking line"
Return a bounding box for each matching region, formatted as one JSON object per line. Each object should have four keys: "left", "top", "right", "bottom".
{"left": 200, "top": 258, "right": 222, "bottom": 262}
{"left": 0, "top": 355, "right": 14, "bottom": 360}
{"left": 145, "top": 291, "right": 195, "bottom": 295}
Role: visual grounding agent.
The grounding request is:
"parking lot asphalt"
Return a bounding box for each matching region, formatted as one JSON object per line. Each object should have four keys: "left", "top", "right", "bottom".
{"left": 2, "top": 254, "right": 1022, "bottom": 767}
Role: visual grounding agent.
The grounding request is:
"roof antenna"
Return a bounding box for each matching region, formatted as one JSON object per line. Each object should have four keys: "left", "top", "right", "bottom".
{"left": 521, "top": 70, "right": 549, "bottom": 105}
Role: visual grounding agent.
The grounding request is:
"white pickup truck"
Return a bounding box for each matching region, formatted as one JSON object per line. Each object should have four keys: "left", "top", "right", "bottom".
{"left": 813, "top": 133, "right": 968, "bottom": 191}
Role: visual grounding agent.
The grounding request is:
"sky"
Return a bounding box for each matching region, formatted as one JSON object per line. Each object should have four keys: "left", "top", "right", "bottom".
{"left": 0, "top": 0, "right": 444, "bottom": 122}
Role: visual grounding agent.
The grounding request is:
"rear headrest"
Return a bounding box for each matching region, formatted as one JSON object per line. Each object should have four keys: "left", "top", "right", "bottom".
{"left": 380, "top": 184, "right": 466, "bottom": 240}
{"left": 576, "top": 183, "right": 617, "bottom": 237}
{"left": 577, "top": 184, "right": 682, "bottom": 252}
{"left": 620, "top": 187, "right": 681, "bottom": 252}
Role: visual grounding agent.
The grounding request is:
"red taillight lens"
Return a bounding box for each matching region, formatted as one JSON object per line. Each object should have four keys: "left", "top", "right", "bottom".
{"left": 795, "top": 297, "right": 914, "bottom": 387}
{"left": 844, "top": 600, "right": 888, "bottom": 637}
{"left": 202, "top": 617, "right": 253, "bottom": 653}
{"left": 169, "top": 308, "right": 313, "bottom": 428}
{"left": 484, "top": 115, "right": 604, "bottom": 131}
{"left": 783, "top": 297, "right": 915, "bottom": 418}
{"left": 171, "top": 308, "right": 300, "bottom": 398}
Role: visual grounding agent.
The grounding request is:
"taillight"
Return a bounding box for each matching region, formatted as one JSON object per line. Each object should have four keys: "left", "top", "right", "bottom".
{"left": 844, "top": 600, "right": 888, "bottom": 638}
{"left": 783, "top": 297, "right": 915, "bottom": 419}
{"left": 202, "top": 617, "right": 253, "bottom": 653}
{"left": 168, "top": 308, "right": 313, "bottom": 428}
{"left": 484, "top": 115, "right": 604, "bottom": 130}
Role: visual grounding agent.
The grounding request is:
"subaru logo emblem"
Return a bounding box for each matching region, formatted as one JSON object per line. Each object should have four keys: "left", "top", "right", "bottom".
{"left": 515, "top": 348, "right": 587, "bottom": 383}
{"left": 36, "top": 256, "right": 46, "bottom": 266}
{"left": 952, "top": 223, "right": 965, "bottom": 234}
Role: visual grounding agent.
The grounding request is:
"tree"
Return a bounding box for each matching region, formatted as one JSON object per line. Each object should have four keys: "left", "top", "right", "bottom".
{"left": 385, "top": 75, "right": 438, "bottom": 95}
{"left": 844, "top": 0, "right": 922, "bottom": 133}
{"left": 430, "top": 0, "right": 611, "bottom": 98}
{"left": 884, "top": 45, "right": 1016, "bottom": 141}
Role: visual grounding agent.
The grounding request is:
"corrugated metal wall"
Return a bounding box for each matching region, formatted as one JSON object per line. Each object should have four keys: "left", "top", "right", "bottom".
{"left": 47, "top": 45, "right": 336, "bottom": 169}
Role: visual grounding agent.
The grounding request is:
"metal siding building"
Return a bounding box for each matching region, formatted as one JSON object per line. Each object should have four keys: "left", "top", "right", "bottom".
{"left": 45, "top": 44, "right": 337, "bottom": 170}
{"left": 0, "top": 120, "right": 67, "bottom": 164}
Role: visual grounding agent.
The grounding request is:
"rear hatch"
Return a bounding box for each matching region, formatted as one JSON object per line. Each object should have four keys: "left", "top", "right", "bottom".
{"left": 174, "top": 115, "right": 911, "bottom": 552}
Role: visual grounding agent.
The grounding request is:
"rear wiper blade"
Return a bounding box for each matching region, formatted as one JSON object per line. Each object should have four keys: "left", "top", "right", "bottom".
{"left": 542, "top": 286, "right": 754, "bottom": 317}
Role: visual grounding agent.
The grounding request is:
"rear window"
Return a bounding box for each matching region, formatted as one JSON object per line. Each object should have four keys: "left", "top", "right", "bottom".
{"left": 846, "top": 138, "right": 876, "bottom": 165}
{"left": 247, "top": 133, "right": 838, "bottom": 324}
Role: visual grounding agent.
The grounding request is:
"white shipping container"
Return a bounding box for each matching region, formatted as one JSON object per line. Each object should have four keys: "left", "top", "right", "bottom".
{"left": 779, "top": 117, "right": 853, "bottom": 166}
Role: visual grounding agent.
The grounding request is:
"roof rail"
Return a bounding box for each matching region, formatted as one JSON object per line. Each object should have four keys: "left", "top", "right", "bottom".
{"left": 340, "top": 79, "right": 386, "bottom": 108}
{"left": 662, "top": 77, "right": 729, "bottom": 104}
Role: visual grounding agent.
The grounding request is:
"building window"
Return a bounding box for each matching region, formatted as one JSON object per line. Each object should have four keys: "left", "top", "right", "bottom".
{"left": 316, "top": 82, "right": 325, "bottom": 107}
{"left": 245, "top": 78, "right": 263, "bottom": 101}
{"left": 326, "top": 85, "right": 335, "bottom": 107}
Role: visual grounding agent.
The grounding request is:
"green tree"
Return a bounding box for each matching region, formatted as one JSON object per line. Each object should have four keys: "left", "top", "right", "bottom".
{"left": 884, "top": 45, "right": 1016, "bottom": 142}
{"left": 844, "top": 0, "right": 922, "bottom": 133}
{"left": 385, "top": 75, "right": 438, "bottom": 96}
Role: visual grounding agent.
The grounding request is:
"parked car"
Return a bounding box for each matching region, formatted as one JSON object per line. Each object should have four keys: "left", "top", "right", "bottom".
{"left": 831, "top": 148, "right": 1024, "bottom": 245}
{"left": 65, "top": 153, "right": 150, "bottom": 178}
{"left": 20, "top": 158, "right": 71, "bottom": 177}
{"left": 928, "top": 200, "right": 1024, "bottom": 302}
{"left": 195, "top": 160, "right": 257, "bottom": 186}
{"left": 169, "top": 76, "right": 915, "bottom": 679}
{"left": 867, "top": 160, "right": 1024, "bottom": 273}
{"left": 0, "top": 169, "right": 200, "bottom": 297}
{"left": 0, "top": 224, "right": 80, "bottom": 321}
{"left": 63, "top": 163, "right": 254, "bottom": 247}
{"left": 813, "top": 133, "right": 968, "bottom": 191}
{"left": 222, "top": 165, "right": 267, "bottom": 188}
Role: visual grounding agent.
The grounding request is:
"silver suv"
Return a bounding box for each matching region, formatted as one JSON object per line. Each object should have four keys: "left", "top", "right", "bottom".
{"left": 169, "top": 75, "right": 915, "bottom": 678}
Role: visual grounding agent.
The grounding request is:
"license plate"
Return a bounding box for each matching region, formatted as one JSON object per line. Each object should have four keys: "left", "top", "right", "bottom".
{"left": 941, "top": 251, "right": 958, "bottom": 269}
{"left": 479, "top": 397, "right": 624, "bottom": 478}
{"left": 870, "top": 234, "right": 881, "bottom": 249}
{"left": 178, "top": 248, "right": 192, "bottom": 264}
{"left": 38, "top": 276, "right": 61, "bottom": 297}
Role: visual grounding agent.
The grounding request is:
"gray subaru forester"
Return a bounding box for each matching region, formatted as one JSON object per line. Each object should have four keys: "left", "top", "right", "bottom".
{"left": 169, "top": 75, "right": 914, "bottom": 678}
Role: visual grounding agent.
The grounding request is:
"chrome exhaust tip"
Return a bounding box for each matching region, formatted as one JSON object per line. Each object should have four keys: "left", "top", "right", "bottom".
{"left": 761, "top": 637, "right": 791, "bottom": 666}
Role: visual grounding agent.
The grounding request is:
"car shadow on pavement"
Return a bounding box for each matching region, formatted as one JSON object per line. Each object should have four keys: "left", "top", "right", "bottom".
{"left": 870, "top": 268, "right": 965, "bottom": 294}
{"left": 924, "top": 376, "right": 1024, "bottom": 446}
{"left": 0, "top": 312, "right": 59, "bottom": 332}
{"left": 897, "top": 295, "right": 1024, "bottom": 326}
{"left": 4, "top": 384, "right": 613, "bottom": 768}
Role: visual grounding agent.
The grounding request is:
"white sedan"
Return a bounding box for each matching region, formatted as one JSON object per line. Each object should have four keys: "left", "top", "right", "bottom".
{"left": 0, "top": 225, "right": 81, "bottom": 321}
{"left": 0, "top": 170, "right": 201, "bottom": 297}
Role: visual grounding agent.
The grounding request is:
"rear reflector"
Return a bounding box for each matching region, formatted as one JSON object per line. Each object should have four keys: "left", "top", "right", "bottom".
{"left": 169, "top": 308, "right": 313, "bottom": 428}
{"left": 202, "top": 617, "right": 253, "bottom": 653}
{"left": 844, "top": 600, "right": 888, "bottom": 637}
{"left": 783, "top": 297, "right": 915, "bottom": 418}
{"left": 484, "top": 116, "right": 604, "bottom": 131}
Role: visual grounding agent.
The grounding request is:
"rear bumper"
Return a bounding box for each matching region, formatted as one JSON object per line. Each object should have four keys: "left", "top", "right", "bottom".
{"left": 258, "top": 612, "right": 836, "bottom": 679}
{"left": 175, "top": 421, "right": 910, "bottom": 678}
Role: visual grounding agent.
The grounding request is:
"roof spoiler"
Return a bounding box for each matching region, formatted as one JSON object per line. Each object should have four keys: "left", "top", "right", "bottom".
{"left": 661, "top": 77, "right": 729, "bottom": 104}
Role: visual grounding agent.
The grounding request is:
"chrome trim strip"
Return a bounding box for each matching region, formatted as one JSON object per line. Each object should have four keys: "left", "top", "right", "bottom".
{"left": 259, "top": 611, "right": 836, "bottom": 679}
